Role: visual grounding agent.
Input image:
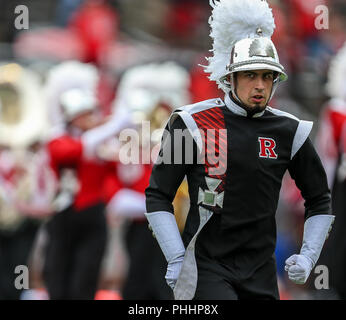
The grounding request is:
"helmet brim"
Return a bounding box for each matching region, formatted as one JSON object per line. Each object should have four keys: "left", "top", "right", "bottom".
{"left": 230, "top": 62, "right": 288, "bottom": 82}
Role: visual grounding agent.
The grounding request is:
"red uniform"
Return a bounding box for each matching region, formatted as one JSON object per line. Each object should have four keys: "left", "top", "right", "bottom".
{"left": 316, "top": 99, "right": 346, "bottom": 186}
{"left": 43, "top": 134, "right": 109, "bottom": 300}
{"left": 48, "top": 135, "right": 112, "bottom": 210}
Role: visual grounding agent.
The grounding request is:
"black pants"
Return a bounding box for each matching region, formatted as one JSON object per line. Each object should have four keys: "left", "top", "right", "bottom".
{"left": 0, "top": 219, "right": 40, "bottom": 300}
{"left": 318, "top": 178, "right": 346, "bottom": 299}
{"left": 43, "top": 203, "right": 107, "bottom": 300}
{"left": 121, "top": 220, "right": 173, "bottom": 300}
{"left": 194, "top": 255, "right": 279, "bottom": 300}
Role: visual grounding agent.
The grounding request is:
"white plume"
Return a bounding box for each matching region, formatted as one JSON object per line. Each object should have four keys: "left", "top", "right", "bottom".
{"left": 44, "top": 61, "right": 99, "bottom": 128}
{"left": 205, "top": 0, "right": 276, "bottom": 91}
{"left": 326, "top": 42, "right": 346, "bottom": 101}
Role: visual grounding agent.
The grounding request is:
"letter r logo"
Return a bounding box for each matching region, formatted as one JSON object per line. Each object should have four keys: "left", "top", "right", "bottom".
{"left": 258, "top": 137, "right": 278, "bottom": 159}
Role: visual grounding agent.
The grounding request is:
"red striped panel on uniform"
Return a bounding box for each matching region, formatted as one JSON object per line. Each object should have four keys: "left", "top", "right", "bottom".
{"left": 192, "top": 107, "right": 227, "bottom": 192}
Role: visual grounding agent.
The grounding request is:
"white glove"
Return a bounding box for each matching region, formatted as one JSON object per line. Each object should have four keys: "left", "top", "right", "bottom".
{"left": 81, "top": 107, "right": 131, "bottom": 159}
{"left": 285, "top": 254, "right": 314, "bottom": 284}
{"left": 145, "top": 211, "right": 186, "bottom": 291}
{"left": 285, "top": 214, "right": 334, "bottom": 285}
{"left": 165, "top": 256, "right": 184, "bottom": 290}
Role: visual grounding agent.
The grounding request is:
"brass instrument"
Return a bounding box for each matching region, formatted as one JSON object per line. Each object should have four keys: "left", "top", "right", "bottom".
{"left": 0, "top": 63, "right": 53, "bottom": 230}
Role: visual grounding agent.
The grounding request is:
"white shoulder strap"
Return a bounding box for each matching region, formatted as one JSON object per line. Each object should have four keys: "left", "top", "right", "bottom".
{"left": 291, "top": 120, "right": 313, "bottom": 159}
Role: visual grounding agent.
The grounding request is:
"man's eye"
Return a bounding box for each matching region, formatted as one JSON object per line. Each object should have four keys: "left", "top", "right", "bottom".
{"left": 265, "top": 74, "right": 274, "bottom": 80}
{"left": 246, "top": 73, "right": 255, "bottom": 78}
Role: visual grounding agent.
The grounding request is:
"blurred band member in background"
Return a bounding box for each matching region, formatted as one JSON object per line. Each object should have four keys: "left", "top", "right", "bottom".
{"left": 42, "top": 61, "right": 129, "bottom": 300}
{"left": 316, "top": 42, "right": 346, "bottom": 299}
{"left": 107, "top": 62, "right": 191, "bottom": 299}
{"left": 0, "top": 63, "right": 53, "bottom": 300}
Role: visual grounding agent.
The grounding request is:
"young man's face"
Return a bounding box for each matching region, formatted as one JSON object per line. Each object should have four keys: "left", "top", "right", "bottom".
{"left": 70, "top": 110, "right": 101, "bottom": 131}
{"left": 231, "top": 69, "right": 275, "bottom": 113}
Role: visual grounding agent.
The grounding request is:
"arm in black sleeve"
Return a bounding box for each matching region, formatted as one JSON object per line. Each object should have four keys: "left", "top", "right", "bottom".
{"left": 145, "top": 116, "right": 196, "bottom": 214}
{"left": 288, "top": 137, "right": 332, "bottom": 220}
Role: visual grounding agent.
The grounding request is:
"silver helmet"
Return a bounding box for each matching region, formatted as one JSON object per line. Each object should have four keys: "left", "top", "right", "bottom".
{"left": 221, "top": 36, "right": 287, "bottom": 85}
{"left": 205, "top": 0, "right": 287, "bottom": 102}
{"left": 220, "top": 34, "right": 287, "bottom": 102}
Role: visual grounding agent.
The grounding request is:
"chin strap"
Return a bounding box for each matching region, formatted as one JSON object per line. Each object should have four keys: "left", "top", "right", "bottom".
{"left": 268, "top": 77, "right": 279, "bottom": 102}
{"left": 230, "top": 73, "right": 244, "bottom": 106}
{"left": 226, "top": 72, "right": 278, "bottom": 110}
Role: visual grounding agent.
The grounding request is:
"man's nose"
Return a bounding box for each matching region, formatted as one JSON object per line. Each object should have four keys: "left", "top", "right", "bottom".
{"left": 254, "top": 78, "right": 265, "bottom": 91}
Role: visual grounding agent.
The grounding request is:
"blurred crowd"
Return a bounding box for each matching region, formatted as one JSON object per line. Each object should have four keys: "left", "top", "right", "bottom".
{"left": 0, "top": 0, "right": 345, "bottom": 300}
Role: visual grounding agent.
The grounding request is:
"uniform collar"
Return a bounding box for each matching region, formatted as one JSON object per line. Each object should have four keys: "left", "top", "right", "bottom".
{"left": 224, "top": 93, "right": 266, "bottom": 118}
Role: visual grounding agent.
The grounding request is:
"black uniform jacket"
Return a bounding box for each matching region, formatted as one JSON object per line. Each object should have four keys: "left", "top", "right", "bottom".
{"left": 146, "top": 94, "right": 331, "bottom": 299}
